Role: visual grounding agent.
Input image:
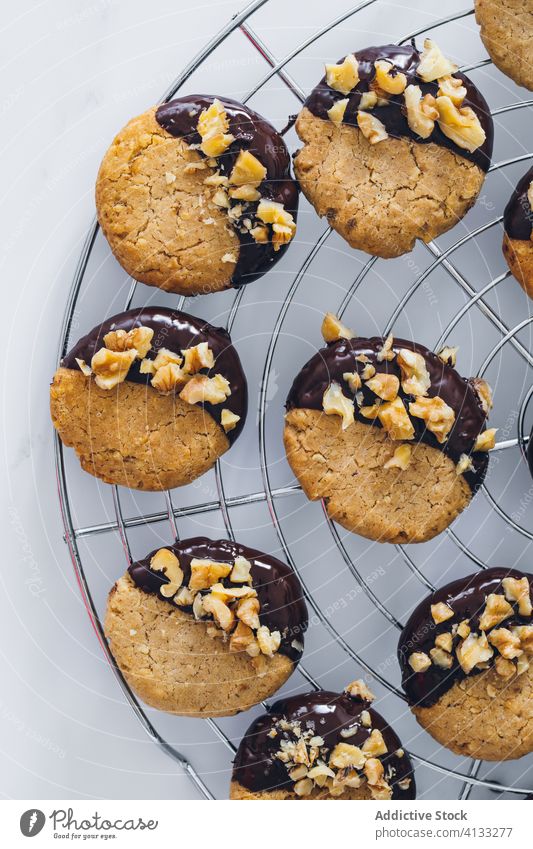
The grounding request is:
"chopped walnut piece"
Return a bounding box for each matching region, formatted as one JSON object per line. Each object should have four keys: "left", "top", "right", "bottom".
{"left": 230, "top": 556, "right": 252, "bottom": 584}
{"left": 361, "top": 364, "right": 376, "bottom": 380}
{"left": 378, "top": 397, "right": 415, "bottom": 441}
{"left": 513, "top": 625, "right": 533, "bottom": 653}
{"left": 436, "top": 346, "right": 458, "bottom": 367}
{"left": 438, "top": 75, "right": 467, "bottom": 106}
{"left": 470, "top": 378, "right": 493, "bottom": 415}
{"left": 181, "top": 342, "right": 215, "bottom": 374}
{"left": 151, "top": 363, "right": 189, "bottom": 394}
{"left": 90, "top": 347, "right": 137, "bottom": 390}
{"left": 357, "top": 111, "right": 388, "bottom": 144}
{"left": 325, "top": 54, "right": 360, "bottom": 95}
{"left": 435, "top": 632, "right": 453, "bottom": 653}
{"left": 75, "top": 358, "right": 92, "bottom": 377}
{"left": 229, "top": 184, "right": 260, "bottom": 202}
{"left": 478, "top": 593, "right": 514, "bottom": 631}
{"left": 528, "top": 181, "right": 533, "bottom": 215}
{"left": 436, "top": 96, "right": 486, "bottom": 153}
{"left": 430, "top": 647, "right": 453, "bottom": 669}
{"left": 494, "top": 655, "right": 516, "bottom": 679}
{"left": 212, "top": 188, "right": 230, "bottom": 208}
{"left": 404, "top": 85, "right": 438, "bottom": 138}
{"left": 256, "top": 625, "right": 281, "bottom": 657}
{"left": 359, "top": 91, "right": 378, "bottom": 110}
{"left": 366, "top": 372, "right": 400, "bottom": 401}
{"left": 417, "top": 39, "right": 458, "bottom": 82}
{"left": 150, "top": 548, "right": 184, "bottom": 597}
{"left": 202, "top": 593, "right": 235, "bottom": 632}
{"left": 360, "top": 402, "right": 381, "bottom": 420}
{"left": 488, "top": 628, "right": 523, "bottom": 660}
{"left": 179, "top": 373, "right": 231, "bottom": 405}
{"left": 362, "top": 729, "right": 388, "bottom": 757}
{"left": 192, "top": 592, "right": 205, "bottom": 620}
{"left": 384, "top": 444, "right": 412, "bottom": 471}
{"left": 457, "top": 620, "right": 471, "bottom": 639}
{"left": 408, "top": 651, "right": 431, "bottom": 673}
{"left": 174, "top": 586, "right": 194, "bottom": 606}
{"left": 220, "top": 408, "right": 240, "bottom": 433}
{"left": 456, "top": 632, "right": 493, "bottom": 673}
{"left": 456, "top": 454, "right": 474, "bottom": 476}
{"left": 377, "top": 334, "right": 395, "bottom": 362}
{"left": 364, "top": 758, "right": 392, "bottom": 801}
{"left": 327, "top": 98, "right": 349, "bottom": 125}
{"left": 345, "top": 679, "right": 375, "bottom": 701}
{"left": 209, "top": 582, "right": 256, "bottom": 602}
{"left": 104, "top": 326, "right": 154, "bottom": 359}
{"left": 431, "top": 602, "right": 454, "bottom": 624}
{"left": 189, "top": 559, "right": 232, "bottom": 591}
{"left": 502, "top": 576, "right": 532, "bottom": 616}
{"left": 322, "top": 382, "right": 355, "bottom": 430}
{"left": 151, "top": 348, "right": 183, "bottom": 370}
{"left": 165, "top": 171, "right": 177, "bottom": 184}
{"left": 343, "top": 371, "right": 362, "bottom": 393}
{"left": 197, "top": 99, "right": 234, "bottom": 157}
{"left": 249, "top": 224, "right": 269, "bottom": 244}
{"left": 517, "top": 657, "right": 530, "bottom": 675}
{"left": 228, "top": 150, "right": 267, "bottom": 187}
{"left": 321, "top": 312, "right": 355, "bottom": 343}
{"left": 409, "top": 395, "right": 455, "bottom": 443}
{"left": 293, "top": 778, "right": 314, "bottom": 797}
{"left": 474, "top": 428, "right": 497, "bottom": 452}
{"left": 229, "top": 621, "right": 257, "bottom": 654}
{"left": 397, "top": 348, "right": 431, "bottom": 396}
{"left": 256, "top": 199, "right": 296, "bottom": 250}
{"left": 329, "top": 743, "right": 365, "bottom": 770}
{"left": 236, "top": 596, "right": 260, "bottom": 630}
{"left": 374, "top": 59, "right": 407, "bottom": 94}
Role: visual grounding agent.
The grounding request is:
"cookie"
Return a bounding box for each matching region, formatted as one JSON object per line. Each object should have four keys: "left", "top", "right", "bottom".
{"left": 294, "top": 42, "right": 493, "bottom": 258}
{"left": 230, "top": 682, "right": 415, "bottom": 799}
{"left": 96, "top": 96, "right": 298, "bottom": 295}
{"left": 399, "top": 568, "right": 533, "bottom": 760}
{"left": 476, "top": 0, "right": 533, "bottom": 91}
{"left": 50, "top": 307, "right": 247, "bottom": 490}
{"left": 104, "top": 537, "right": 307, "bottom": 717}
{"left": 284, "top": 313, "right": 494, "bottom": 544}
{"left": 502, "top": 165, "right": 533, "bottom": 298}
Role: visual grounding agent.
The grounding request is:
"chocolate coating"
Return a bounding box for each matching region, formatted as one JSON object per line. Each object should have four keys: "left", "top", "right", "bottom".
{"left": 232, "top": 689, "right": 416, "bottom": 798}
{"left": 155, "top": 95, "right": 299, "bottom": 287}
{"left": 62, "top": 307, "right": 247, "bottom": 443}
{"left": 304, "top": 44, "right": 493, "bottom": 171}
{"left": 528, "top": 425, "right": 533, "bottom": 478}
{"left": 503, "top": 166, "right": 533, "bottom": 241}
{"left": 286, "top": 336, "right": 489, "bottom": 492}
{"left": 399, "top": 567, "right": 533, "bottom": 708}
{"left": 129, "top": 536, "right": 308, "bottom": 662}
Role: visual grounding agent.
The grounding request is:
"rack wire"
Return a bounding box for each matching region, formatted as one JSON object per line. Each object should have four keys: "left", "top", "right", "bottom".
{"left": 54, "top": 0, "right": 533, "bottom": 799}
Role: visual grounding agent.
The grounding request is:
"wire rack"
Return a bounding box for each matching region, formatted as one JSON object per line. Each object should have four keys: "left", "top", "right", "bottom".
{"left": 54, "top": 0, "right": 533, "bottom": 799}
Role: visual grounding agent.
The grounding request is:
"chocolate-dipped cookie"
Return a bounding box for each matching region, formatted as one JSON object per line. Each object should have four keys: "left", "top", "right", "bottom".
{"left": 230, "top": 682, "right": 415, "bottom": 799}
{"left": 502, "top": 166, "right": 533, "bottom": 298}
{"left": 476, "top": 0, "right": 533, "bottom": 92}
{"left": 294, "top": 41, "right": 493, "bottom": 258}
{"left": 284, "top": 313, "right": 495, "bottom": 543}
{"left": 399, "top": 568, "right": 533, "bottom": 760}
{"left": 96, "top": 96, "right": 298, "bottom": 295}
{"left": 105, "top": 537, "right": 308, "bottom": 716}
{"left": 50, "top": 307, "right": 247, "bottom": 490}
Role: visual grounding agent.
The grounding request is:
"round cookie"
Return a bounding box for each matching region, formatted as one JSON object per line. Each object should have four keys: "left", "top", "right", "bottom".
{"left": 399, "top": 568, "right": 533, "bottom": 760}
{"left": 476, "top": 0, "right": 533, "bottom": 91}
{"left": 502, "top": 165, "right": 533, "bottom": 298}
{"left": 284, "top": 314, "right": 494, "bottom": 544}
{"left": 50, "top": 307, "right": 247, "bottom": 490}
{"left": 96, "top": 96, "right": 299, "bottom": 295}
{"left": 230, "top": 684, "right": 416, "bottom": 799}
{"left": 104, "top": 537, "right": 308, "bottom": 717}
{"left": 294, "top": 42, "right": 493, "bottom": 258}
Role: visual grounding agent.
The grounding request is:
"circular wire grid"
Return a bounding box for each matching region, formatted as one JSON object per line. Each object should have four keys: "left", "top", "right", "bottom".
{"left": 54, "top": 0, "right": 533, "bottom": 799}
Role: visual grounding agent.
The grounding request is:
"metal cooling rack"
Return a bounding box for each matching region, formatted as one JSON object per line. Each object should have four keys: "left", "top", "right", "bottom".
{"left": 54, "top": 0, "right": 533, "bottom": 799}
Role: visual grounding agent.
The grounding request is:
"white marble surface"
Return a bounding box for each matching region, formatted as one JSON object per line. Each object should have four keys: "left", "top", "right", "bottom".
{"left": 2, "top": 0, "right": 533, "bottom": 800}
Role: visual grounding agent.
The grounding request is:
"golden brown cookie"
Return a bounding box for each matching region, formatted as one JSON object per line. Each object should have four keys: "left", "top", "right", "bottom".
{"left": 50, "top": 307, "right": 247, "bottom": 490}
{"left": 476, "top": 0, "right": 533, "bottom": 91}
{"left": 502, "top": 165, "right": 533, "bottom": 297}
{"left": 284, "top": 316, "right": 493, "bottom": 544}
{"left": 294, "top": 43, "right": 493, "bottom": 258}
{"left": 230, "top": 685, "right": 416, "bottom": 799}
{"left": 104, "top": 537, "right": 308, "bottom": 717}
{"left": 399, "top": 568, "right": 533, "bottom": 761}
{"left": 96, "top": 96, "right": 298, "bottom": 295}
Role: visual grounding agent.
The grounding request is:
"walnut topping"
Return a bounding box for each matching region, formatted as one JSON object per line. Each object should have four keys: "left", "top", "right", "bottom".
{"left": 383, "top": 444, "right": 412, "bottom": 471}
{"left": 361, "top": 364, "right": 376, "bottom": 380}
{"left": 479, "top": 593, "right": 514, "bottom": 631}
{"left": 435, "top": 632, "right": 453, "bottom": 652}
{"left": 328, "top": 743, "right": 365, "bottom": 770}
{"left": 362, "top": 729, "right": 388, "bottom": 757}
{"left": 366, "top": 372, "right": 400, "bottom": 401}
{"left": 344, "top": 679, "right": 375, "bottom": 701}
{"left": 151, "top": 363, "right": 189, "bottom": 394}
{"left": 325, "top": 54, "right": 360, "bottom": 95}
{"left": 436, "top": 96, "right": 486, "bottom": 153}
{"left": 321, "top": 312, "right": 355, "bottom": 342}
{"left": 174, "top": 586, "right": 194, "bottom": 606}
{"left": 502, "top": 576, "right": 532, "bottom": 616}
{"left": 228, "top": 149, "right": 267, "bottom": 187}
{"left": 528, "top": 181, "right": 533, "bottom": 215}
{"left": 409, "top": 395, "right": 455, "bottom": 443}
{"left": 220, "top": 409, "right": 240, "bottom": 433}
{"left": 456, "top": 454, "right": 474, "bottom": 476}
{"left": 417, "top": 39, "right": 458, "bottom": 82}
{"left": 436, "top": 346, "right": 458, "bottom": 367}
{"left": 517, "top": 657, "right": 530, "bottom": 675}
{"left": 357, "top": 111, "right": 388, "bottom": 144}
{"left": 431, "top": 602, "right": 454, "bottom": 624}
{"left": 404, "top": 85, "right": 438, "bottom": 139}
{"left": 327, "top": 98, "right": 349, "bottom": 125}
{"left": 229, "top": 184, "right": 260, "bottom": 202}
{"left": 104, "top": 326, "right": 154, "bottom": 359}
{"left": 456, "top": 620, "right": 471, "bottom": 639}
{"left": 90, "top": 347, "right": 137, "bottom": 390}
{"left": 228, "top": 621, "right": 256, "bottom": 654}
{"left": 488, "top": 628, "right": 523, "bottom": 659}
{"left": 165, "top": 171, "right": 177, "bottom": 184}
{"left": 179, "top": 373, "right": 231, "bottom": 405}
{"left": 430, "top": 647, "right": 453, "bottom": 668}
{"left": 495, "top": 655, "right": 516, "bottom": 679}
{"left": 470, "top": 378, "right": 493, "bottom": 415}
{"left": 150, "top": 548, "right": 184, "bottom": 598}
{"left": 189, "top": 559, "right": 232, "bottom": 592}
{"left": 212, "top": 188, "right": 230, "bottom": 208}
{"left": 322, "top": 382, "right": 355, "bottom": 430}
{"left": 473, "top": 428, "right": 497, "bottom": 452}
{"left": 513, "top": 624, "right": 533, "bottom": 652}
{"left": 197, "top": 99, "right": 234, "bottom": 157}
{"left": 75, "top": 358, "right": 92, "bottom": 376}
{"left": 236, "top": 596, "right": 260, "bottom": 630}
{"left": 397, "top": 348, "right": 431, "bottom": 396}
{"left": 378, "top": 397, "right": 415, "bottom": 441}
{"left": 438, "top": 75, "right": 467, "bottom": 106}
{"left": 152, "top": 348, "right": 183, "bottom": 370}
{"left": 374, "top": 59, "right": 407, "bottom": 95}
{"left": 202, "top": 594, "right": 235, "bottom": 632}
{"left": 256, "top": 625, "right": 281, "bottom": 657}
{"left": 408, "top": 651, "right": 431, "bottom": 673}
{"left": 181, "top": 342, "right": 215, "bottom": 374}
{"left": 364, "top": 758, "right": 392, "bottom": 801}
{"left": 377, "top": 334, "right": 395, "bottom": 362}
{"left": 255, "top": 199, "right": 296, "bottom": 250}
{"left": 456, "top": 632, "right": 493, "bottom": 673}
{"left": 343, "top": 371, "right": 362, "bottom": 393}
{"left": 360, "top": 402, "right": 381, "bottom": 420}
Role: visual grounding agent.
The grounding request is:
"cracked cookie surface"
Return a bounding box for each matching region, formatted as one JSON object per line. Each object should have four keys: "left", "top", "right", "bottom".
{"left": 476, "top": 0, "right": 533, "bottom": 91}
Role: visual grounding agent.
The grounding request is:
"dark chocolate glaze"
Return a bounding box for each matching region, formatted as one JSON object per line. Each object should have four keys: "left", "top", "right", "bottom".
{"left": 62, "top": 307, "right": 247, "bottom": 443}
{"left": 232, "top": 690, "right": 416, "bottom": 798}
{"left": 528, "top": 425, "right": 533, "bottom": 478}
{"left": 128, "top": 536, "right": 308, "bottom": 662}
{"left": 503, "top": 166, "right": 533, "bottom": 241}
{"left": 304, "top": 44, "right": 493, "bottom": 171}
{"left": 286, "top": 336, "right": 489, "bottom": 492}
{"left": 155, "top": 95, "right": 299, "bottom": 287}
{"left": 399, "top": 567, "right": 533, "bottom": 708}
